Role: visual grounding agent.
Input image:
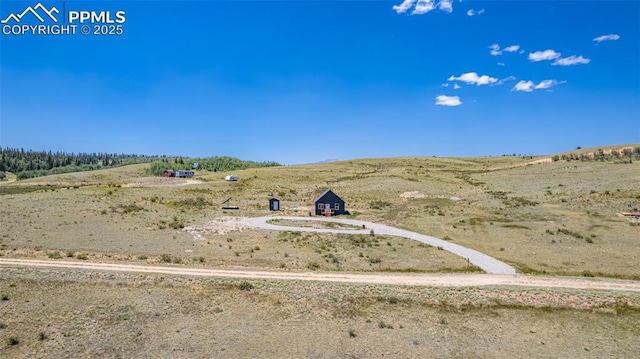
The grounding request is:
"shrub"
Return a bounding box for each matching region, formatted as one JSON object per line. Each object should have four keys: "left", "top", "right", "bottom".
{"left": 76, "top": 253, "right": 88, "bottom": 260}
{"left": 169, "top": 216, "right": 185, "bottom": 229}
{"left": 39, "top": 332, "right": 49, "bottom": 341}
{"left": 369, "top": 257, "right": 382, "bottom": 264}
{"left": 557, "top": 228, "right": 584, "bottom": 239}
{"left": 137, "top": 255, "right": 148, "bottom": 260}
{"left": 168, "top": 197, "right": 212, "bottom": 209}
{"left": 582, "top": 271, "right": 595, "bottom": 278}
{"left": 307, "top": 262, "right": 320, "bottom": 270}
{"left": 1, "top": 294, "right": 8, "bottom": 301}
{"left": 370, "top": 201, "right": 392, "bottom": 210}
{"left": 8, "top": 336, "right": 19, "bottom": 345}
{"left": 348, "top": 329, "right": 357, "bottom": 338}
{"left": 48, "top": 251, "right": 62, "bottom": 259}
{"left": 238, "top": 281, "right": 254, "bottom": 291}
{"left": 121, "top": 204, "right": 144, "bottom": 214}
{"left": 160, "top": 254, "right": 172, "bottom": 263}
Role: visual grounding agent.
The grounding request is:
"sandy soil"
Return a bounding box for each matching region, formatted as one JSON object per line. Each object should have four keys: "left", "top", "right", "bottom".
{"left": 400, "top": 191, "right": 426, "bottom": 199}
{"left": 1, "top": 258, "right": 639, "bottom": 292}
{"left": 183, "top": 216, "right": 248, "bottom": 239}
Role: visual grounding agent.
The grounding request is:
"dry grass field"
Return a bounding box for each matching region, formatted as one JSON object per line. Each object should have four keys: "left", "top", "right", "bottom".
{"left": 2, "top": 147, "right": 638, "bottom": 278}
{"left": 1, "top": 267, "right": 639, "bottom": 358}
{"left": 1, "top": 146, "right": 639, "bottom": 356}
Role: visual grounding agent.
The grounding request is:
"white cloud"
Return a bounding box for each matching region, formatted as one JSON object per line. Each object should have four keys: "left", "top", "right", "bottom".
{"left": 497, "top": 62, "right": 505, "bottom": 66}
{"left": 435, "top": 95, "right": 462, "bottom": 106}
{"left": 448, "top": 72, "right": 498, "bottom": 86}
{"left": 467, "top": 9, "right": 484, "bottom": 16}
{"left": 392, "top": 0, "right": 415, "bottom": 14}
{"left": 498, "top": 76, "right": 517, "bottom": 85}
{"left": 503, "top": 45, "right": 520, "bottom": 53}
{"left": 528, "top": 49, "right": 561, "bottom": 62}
{"left": 489, "top": 44, "right": 501, "bottom": 56}
{"left": 393, "top": 0, "right": 457, "bottom": 15}
{"left": 534, "top": 80, "right": 561, "bottom": 90}
{"left": 512, "top": 79, "right": 565, "bottom": 92}
{"left": 438, "top": 0, "right": 454, "bottom": 13}
{"left": 442, "top": 83, "right": 449, "bottom": 87}
{"left": 513, "top": 80, "right": 535, "bottom": 92}
{"left": 490, "top": 44, "right": 521, "bottom": 56}
{"left": 412, "top": 0, "right": 436, "bottom": 15}
{"left": 552, "top": 55, "right": 590, "bottom": 66}
{"left": 453, "top": 83, "right": 461, "bottom": 89}
{"left": 593, "top": 34, "right": 620, "bottom": 42}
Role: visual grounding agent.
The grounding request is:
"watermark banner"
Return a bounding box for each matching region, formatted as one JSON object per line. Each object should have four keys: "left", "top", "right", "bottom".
{"left": 1, "top": 1, "right": 126, "bottom": 36}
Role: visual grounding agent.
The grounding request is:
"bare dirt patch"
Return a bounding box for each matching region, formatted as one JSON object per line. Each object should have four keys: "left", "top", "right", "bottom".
{"left": 400, "top": 191, "right": 426, "bottom": 199}
{"left": 183, "top": 216, "right": 248, "bottom": 238}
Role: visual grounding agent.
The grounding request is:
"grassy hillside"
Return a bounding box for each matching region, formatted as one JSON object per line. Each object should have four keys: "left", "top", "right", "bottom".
{"left": 1, "top": 146, "right": 639, "bottom": 278}
{"left": 2, "top": 147, "right": 640, "bottom": 357}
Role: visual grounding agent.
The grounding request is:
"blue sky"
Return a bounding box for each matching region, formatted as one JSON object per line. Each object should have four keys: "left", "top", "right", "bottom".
{"left": 1, "top": 0, "right": 638, "bottom": 164}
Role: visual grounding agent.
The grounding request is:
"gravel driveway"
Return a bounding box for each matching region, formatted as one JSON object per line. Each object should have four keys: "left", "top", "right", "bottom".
{"left": 240, "top": 216, "right": 517, "bottom": 275}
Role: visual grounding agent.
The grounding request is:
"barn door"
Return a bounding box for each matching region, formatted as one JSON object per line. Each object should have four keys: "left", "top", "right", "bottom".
{"left": 273, "top": 201, "right": 279, "bottom": 211}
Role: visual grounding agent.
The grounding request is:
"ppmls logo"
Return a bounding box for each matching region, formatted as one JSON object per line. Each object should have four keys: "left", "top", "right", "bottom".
{"left": 1, "top": 3, "right": 59, "bottom": 23}
{"left": 2, "top": 2, "right": 126, "bottom": 36}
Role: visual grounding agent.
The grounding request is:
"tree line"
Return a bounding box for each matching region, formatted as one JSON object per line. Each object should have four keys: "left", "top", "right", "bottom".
{"left": 0, "top": 147, "right": 281, "bottom": 180}
{"left": 145, "top": 156, "right": 280, "bottom": 176}
{"left": 551, "top": 147, "right": 640, "bottom": 163}
{"left": 0, "top": 147, "right": 160, "bottom": 180}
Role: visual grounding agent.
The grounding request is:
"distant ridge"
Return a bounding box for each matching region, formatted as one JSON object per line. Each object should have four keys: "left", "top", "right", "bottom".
{"left": 312, "top": 159, "right": 340, "bottom": 164}
{"left": 552, "top": 143, "right": 639, "bottom": 157}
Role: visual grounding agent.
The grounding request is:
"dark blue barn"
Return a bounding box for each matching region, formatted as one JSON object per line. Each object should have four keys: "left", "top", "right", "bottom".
{"left": 314, "top": 189, "right": 346, "bottom": 216}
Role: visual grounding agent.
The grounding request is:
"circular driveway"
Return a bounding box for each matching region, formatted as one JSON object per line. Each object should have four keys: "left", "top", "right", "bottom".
{"left": 240, "top": 216, "right": 517, "bottom": 275}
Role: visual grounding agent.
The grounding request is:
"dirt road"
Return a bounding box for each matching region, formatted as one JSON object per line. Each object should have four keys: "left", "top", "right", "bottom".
{"left": 240, "top": 216, "right": 517, "bottom": 275}
{"left": 1, "top": 258, "right": 639, "bottom": 292}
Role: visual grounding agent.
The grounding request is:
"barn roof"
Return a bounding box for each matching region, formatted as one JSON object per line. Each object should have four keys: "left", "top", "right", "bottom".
{"left": 314, "top": 189, "right": 343, "bottom": 203}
